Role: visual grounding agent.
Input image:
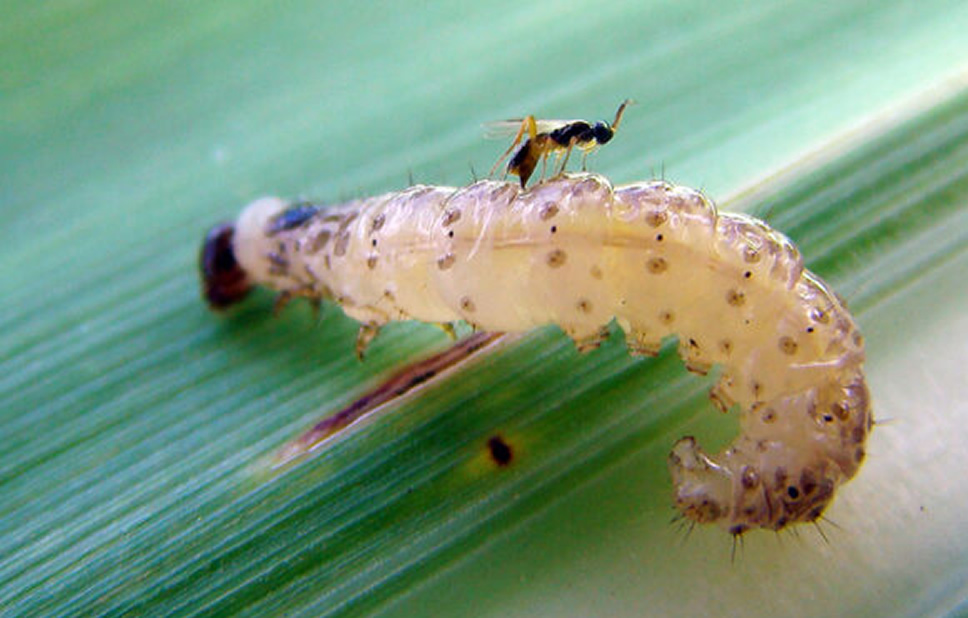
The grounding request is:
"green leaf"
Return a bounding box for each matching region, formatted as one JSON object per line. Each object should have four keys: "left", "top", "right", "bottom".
{"left": 3, "top": 2, "right": 968, "bottom": 616}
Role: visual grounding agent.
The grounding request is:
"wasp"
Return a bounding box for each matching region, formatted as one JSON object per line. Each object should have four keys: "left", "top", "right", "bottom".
{"left": 486, "top": 99, "right": 633, "bottom": 187}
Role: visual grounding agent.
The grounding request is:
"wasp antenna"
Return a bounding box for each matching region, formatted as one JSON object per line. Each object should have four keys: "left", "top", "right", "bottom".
{"left": 611, "top": 98, "right": 635, "bottom": 131}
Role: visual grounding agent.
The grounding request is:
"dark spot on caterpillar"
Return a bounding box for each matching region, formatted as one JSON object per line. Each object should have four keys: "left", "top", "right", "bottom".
{"left": 200, "top": 223, "right": 251, "bottom": 309}
{"left": 266, "top": 250, "right": 289, "bottom": 274}
{"left": 726, "top": 289, "right": 746, "bottom": 307}
{"left": 337, "top": 211, "right": 359, "bottom": 233}
{"left": 647, "top": 257, "right": 668, "bottom": 274}
{"left": 831, "top": 401, "right": 849, "bottom": 421}
{"left": 437, "top": 253, "right": 456, "bottom": 270}
{"left": 333, "top": 232, "right": 350, "bottom": 257}
{"left": 442, "top": 209, "right": 461, "bottom": 226}
{"left": 540, "top": 203, "right": 559, "bottom": 220}
{"left": 774, "top": 467, "right": 788, "bottom": 490}
{"left": 787, "top": 486, "right": 800, "bottom": 500}
{"left": 590, "top": 265, "right": 603, "bottom": 279}
{"left": 266, "top": 203, "right": 319, "bottom": 235}
{"left": 645, "top": 210, "right": 667, "bottom": 227}
{"left": 688, "top": 338, "right": 699, "bottom": 348}
{"left": 366, "top": 256, "right": 378, "bottom": 270}
{"left": 371, "top": 238, "right": 377, "bottom": 247}
{"left": 719, "top": 339, "right": 733, "bottom": 355}
{"left": 744, "top": 270, "right": 752, "bottom": 279}
{"left": 659, "top": 310, "right": 675, "bottom": 324}
{"left": 310, "top": 229, "right": 332, "bottom": 253}
{"left": 656, "top": 233, "right": 664, "bottom": 242}
{"left": 741, "top": 466, "right": 760, "bottom": 489}
{"left": 751, "top": 381, "right": 763, "bottom": 398}
{"left": 546, "top": 249, "right": 567, "bottom": 268}
{"left": 800, "top": 469, "right": 818, "bottom": 496}
{"left": 371, "top": 213, "right": 386, "bottom": 232}
{"left": 460, "top": 296, "right": 476, "bottom": 312}
{"left": 810, "top": 307, "right": 830, "bottom": 324}
{"left": 487, "top": 435, "right": 513, "bottom": 466}
{"left": 577, "top": 298, "right": 592, "bottom": 314}
{"left": 761, "top": 409, "right": 777, "bottom": 426}
{"left": 448, "top": 230, "right": 455, "bottom": 238}
{"left": 550, "top": 225, "right": 558, "bottom": 234}
{"left": 779, "top": 336, "right": 798, "bottom": 355}
{"left": 806, "top": 326, "right": 815, "bottom": 333}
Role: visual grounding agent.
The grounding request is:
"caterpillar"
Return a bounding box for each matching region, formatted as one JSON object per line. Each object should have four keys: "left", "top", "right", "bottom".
{"left": 201, "top": 172, "right": 871, "bottom": 535}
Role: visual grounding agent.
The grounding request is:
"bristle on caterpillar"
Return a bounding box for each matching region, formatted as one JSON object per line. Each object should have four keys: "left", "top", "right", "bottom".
{"left": 201, "top": 172, "right": 871, "bottom": 533}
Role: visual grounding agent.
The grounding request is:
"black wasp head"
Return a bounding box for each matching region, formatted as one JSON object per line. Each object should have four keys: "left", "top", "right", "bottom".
{"left": 592, "top": 122, "right": 614, "bottom": 144}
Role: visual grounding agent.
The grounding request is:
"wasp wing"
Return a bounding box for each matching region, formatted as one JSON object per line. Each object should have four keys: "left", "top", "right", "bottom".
{"left": 482, "top": 118, "right": 580, "bottom": 139}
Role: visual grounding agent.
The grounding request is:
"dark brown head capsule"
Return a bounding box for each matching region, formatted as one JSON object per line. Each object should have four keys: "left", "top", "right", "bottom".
{"left": 200, "top": 223, "right": 251, "bottom": 310}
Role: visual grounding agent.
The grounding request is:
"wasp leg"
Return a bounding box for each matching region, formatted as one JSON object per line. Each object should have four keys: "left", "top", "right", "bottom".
{"left": 556, "top": 139, "right": 578, "bottom": 177}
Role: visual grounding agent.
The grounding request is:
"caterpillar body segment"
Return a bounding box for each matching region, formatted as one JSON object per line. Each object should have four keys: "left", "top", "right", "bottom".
{"left": 203, "top": 173, "right": 871, "bottom": 533}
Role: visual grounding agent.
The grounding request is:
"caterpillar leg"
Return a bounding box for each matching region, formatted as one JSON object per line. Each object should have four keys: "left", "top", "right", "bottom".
{"left": 623, "top": 328, "right": 663, "bottom": 357}
{"left": 570, "top": 325, "right": 612, "bottom": 353}
{"left": 272, "top": 291, "right": 293, "bottom": 316}
{"left": 668, "top": 437, "right": 732, "bottom": 526}
{"left": 355, "top": 323, "right": 381, "bottom": 360}
{"left": 436, "top": 322, "right": 459, "bottom": 341}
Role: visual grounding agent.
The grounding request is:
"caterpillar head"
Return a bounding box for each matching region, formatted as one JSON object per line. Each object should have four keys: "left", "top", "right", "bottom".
{"left": 200, "top": 223, "right": 252, "bottom": 310}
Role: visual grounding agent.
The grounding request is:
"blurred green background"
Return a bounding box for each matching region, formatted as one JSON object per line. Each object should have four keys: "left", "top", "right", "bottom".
{"left": 3, "top": 1, "right": 968, "bottom": 616}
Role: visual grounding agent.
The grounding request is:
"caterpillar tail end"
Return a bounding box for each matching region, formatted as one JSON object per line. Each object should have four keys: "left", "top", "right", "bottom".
{"left": 669, "top": 435, "right": 843, "bottom": 534}
{"left": 201, "top": 222, "right": 253, "bottom": 310}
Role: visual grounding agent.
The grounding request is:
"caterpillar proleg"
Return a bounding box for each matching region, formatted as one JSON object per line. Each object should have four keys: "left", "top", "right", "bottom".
{"left": 202, "top": 172, "right": 871, "bottom": 534}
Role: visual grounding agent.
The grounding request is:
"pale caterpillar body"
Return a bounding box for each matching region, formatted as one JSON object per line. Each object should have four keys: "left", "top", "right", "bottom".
{"left": 203, "top": 173, "right": 871, "bottom": 534}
